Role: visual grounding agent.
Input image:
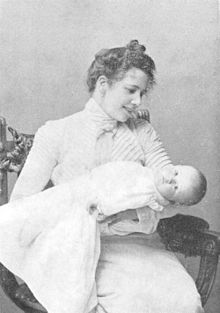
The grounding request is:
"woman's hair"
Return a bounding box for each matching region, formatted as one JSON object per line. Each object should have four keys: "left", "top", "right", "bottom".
{"left": 87, "top": 39, "right": 156, "bottom": 93}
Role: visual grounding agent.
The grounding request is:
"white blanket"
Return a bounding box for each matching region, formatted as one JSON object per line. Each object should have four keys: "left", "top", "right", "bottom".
{"left": 0, "top": 161, "right": 165, "bottom": 313}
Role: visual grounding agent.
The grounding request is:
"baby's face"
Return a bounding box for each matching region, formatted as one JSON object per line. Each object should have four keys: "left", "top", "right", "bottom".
{"left": 154, "top": 165, "right": 198, "bottom": 204}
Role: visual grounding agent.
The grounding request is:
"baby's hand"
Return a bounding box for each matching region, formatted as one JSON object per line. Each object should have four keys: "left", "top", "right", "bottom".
{"left": 160, "top": 164, "right": 177, "bottom": 181}
{"left": 165, "top": 164, "right": 176, "bottom": 173}
{"left": 98, "top": 209, "right": 138, "bottom": 226}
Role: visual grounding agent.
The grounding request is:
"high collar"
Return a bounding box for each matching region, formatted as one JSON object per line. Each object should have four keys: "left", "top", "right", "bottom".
{"left": 84, "top": 98, "right": 118, "bottom": 132}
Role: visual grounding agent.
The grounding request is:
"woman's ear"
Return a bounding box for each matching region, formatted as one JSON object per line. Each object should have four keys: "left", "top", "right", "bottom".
{"left": 96, "top": 75, "right": 108, "bottom": 96}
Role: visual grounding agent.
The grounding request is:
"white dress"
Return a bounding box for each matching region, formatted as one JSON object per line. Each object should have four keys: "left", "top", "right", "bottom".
{"left": 0, "top": 162, "right": 167, "bottom": 313}
{"left": 9, "top": 98, "right": 203, "bottom": 313}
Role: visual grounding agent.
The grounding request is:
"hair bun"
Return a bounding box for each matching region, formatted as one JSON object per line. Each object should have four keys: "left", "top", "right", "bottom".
{"left": 95, "top": 49, "right": 109, "bottom": 60}
{"left": 126, "top": 40, "right": 146, "bottom": 52}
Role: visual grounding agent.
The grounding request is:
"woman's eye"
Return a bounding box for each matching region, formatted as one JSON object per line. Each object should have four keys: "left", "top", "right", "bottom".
{"left": 140, "top": 91, "right": 146, "bottom": 98}
{"left": 174, "top": 185, "right": 178, "bottom": 190}
{"left": 126, "top": 88, "right": 136, "bottom": 94}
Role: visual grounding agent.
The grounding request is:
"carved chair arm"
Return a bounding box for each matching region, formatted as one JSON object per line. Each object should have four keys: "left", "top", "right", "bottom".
{"left": 0, "top": 125, "right": 34, "bottom": 174}
{"left": 157, "top": 214, "right": 220, "bottom": 306}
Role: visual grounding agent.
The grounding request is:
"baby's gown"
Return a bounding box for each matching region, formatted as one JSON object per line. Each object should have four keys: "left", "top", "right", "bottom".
{"left": 0, "top": 161, "right": 166, "bottom": 313}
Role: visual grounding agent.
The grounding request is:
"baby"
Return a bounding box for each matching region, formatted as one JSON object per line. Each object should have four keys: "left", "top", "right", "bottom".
{"left": 91, "top": 161, "right": 207, "bottom": 212}
{"left": 89, "top": 161, "right": 207, "bottom": 235}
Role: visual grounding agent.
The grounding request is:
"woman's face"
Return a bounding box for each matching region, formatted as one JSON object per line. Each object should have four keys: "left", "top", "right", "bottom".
{"left": 99, "top": 68, "right": 149, "bottom": 122}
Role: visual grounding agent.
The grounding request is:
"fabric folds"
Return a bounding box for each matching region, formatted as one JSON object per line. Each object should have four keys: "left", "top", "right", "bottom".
{"left": 0, "top": 161, "right": 168, "bottom": 313}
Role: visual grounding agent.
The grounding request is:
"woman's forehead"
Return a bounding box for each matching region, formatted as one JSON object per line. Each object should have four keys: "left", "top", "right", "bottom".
{"left": 122, "top": 68, "right": 149, "bottom": 87}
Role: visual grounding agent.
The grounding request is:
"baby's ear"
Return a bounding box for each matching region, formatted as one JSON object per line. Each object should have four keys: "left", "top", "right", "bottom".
{"left": 169, "top": 200, "right": 183, "bottom": 208}
{"left": 168, "top": 200, "right": 176, "bottom": 206}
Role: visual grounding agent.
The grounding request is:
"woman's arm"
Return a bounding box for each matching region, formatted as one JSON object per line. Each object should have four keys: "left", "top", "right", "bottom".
{"left": 103, "top": 121, "right": 174, "bottom": 234}
{"left": 10, "top": 121, "right": 61, "bottom": 201}
{"left": 137, "top": 120, "right": 172, "bottom": 169}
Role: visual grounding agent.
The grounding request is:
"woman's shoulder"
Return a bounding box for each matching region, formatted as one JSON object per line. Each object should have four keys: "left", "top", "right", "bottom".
{"left": 32, "top": 111, "right": 86, "bottom": 151}
{"left": 37, "top": 111, "right": 85, "bottom": 135}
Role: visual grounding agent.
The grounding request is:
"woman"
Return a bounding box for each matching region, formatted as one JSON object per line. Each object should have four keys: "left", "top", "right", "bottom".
{"left": 11, "top": 40, "right": 204, "bottom": 313}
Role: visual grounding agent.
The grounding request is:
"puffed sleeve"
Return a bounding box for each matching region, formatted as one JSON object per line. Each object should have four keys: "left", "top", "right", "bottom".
{"left": 10, "top": 120, "right": 63, "bottom": 201}
{"left": 136, "top": 120, "right": 172, "bottom": 169}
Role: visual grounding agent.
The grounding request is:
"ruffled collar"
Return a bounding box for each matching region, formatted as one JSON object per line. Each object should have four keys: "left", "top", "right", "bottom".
{"left": 84, "top": 98, "right": 118, "bottom": 132}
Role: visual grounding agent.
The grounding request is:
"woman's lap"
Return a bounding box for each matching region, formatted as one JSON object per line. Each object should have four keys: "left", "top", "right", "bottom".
{"left": 95, "top": 233, "right": 204, "bottom": 313}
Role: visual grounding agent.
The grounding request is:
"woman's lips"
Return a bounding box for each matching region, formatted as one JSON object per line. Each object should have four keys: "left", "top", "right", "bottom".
{"left": 123, "top": 107, "right": 137, "bottom": 118}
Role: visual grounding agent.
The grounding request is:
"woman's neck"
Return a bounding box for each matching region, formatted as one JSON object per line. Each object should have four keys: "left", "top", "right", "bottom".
{"left": 91, "top": 90, "right": 103, "bottom": 107}
{"left": 85, "top": 98, "right": 117, "bottom": 130}
{"left": 90, "top": 93, "right": 115, "bottom": 122}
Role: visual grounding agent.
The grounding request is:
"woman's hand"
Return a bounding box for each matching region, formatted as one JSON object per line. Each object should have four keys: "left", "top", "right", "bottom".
{"left": 98, "top": 209, "right": 138, "bottom": 226}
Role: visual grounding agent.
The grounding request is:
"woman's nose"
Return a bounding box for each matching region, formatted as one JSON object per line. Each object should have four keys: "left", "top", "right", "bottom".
{"left": 131, "top": 93, "right": 141, "bottom": 107}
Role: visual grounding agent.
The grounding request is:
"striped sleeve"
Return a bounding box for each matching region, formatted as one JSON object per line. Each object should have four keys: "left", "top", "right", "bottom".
{"left": 136, "top": 120, "right": 172, "bottom": 169}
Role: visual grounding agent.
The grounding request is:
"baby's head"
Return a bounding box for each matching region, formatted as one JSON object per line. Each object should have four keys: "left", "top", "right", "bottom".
{"left": 154, "top": 165, "right": 207, "bottom": 205}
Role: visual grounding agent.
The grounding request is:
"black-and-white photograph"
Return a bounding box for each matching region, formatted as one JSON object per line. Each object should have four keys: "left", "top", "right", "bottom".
{"left": 0, "top": 1, "right": 219, "bottom": 313}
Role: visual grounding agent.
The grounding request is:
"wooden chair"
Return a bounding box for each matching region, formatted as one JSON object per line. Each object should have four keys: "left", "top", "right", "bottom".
{"left": 0, "top": 114, "right": 220, "bottom": 313}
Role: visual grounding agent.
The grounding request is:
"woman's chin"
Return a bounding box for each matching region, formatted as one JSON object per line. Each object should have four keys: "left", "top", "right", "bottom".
{"left": 117, "top": 114, "right": 129, "bottom": 122}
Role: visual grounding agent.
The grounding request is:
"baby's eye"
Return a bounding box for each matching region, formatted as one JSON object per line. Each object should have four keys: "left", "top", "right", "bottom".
{"left": 174, "top": 185, "right": 178, "bottom": 190}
